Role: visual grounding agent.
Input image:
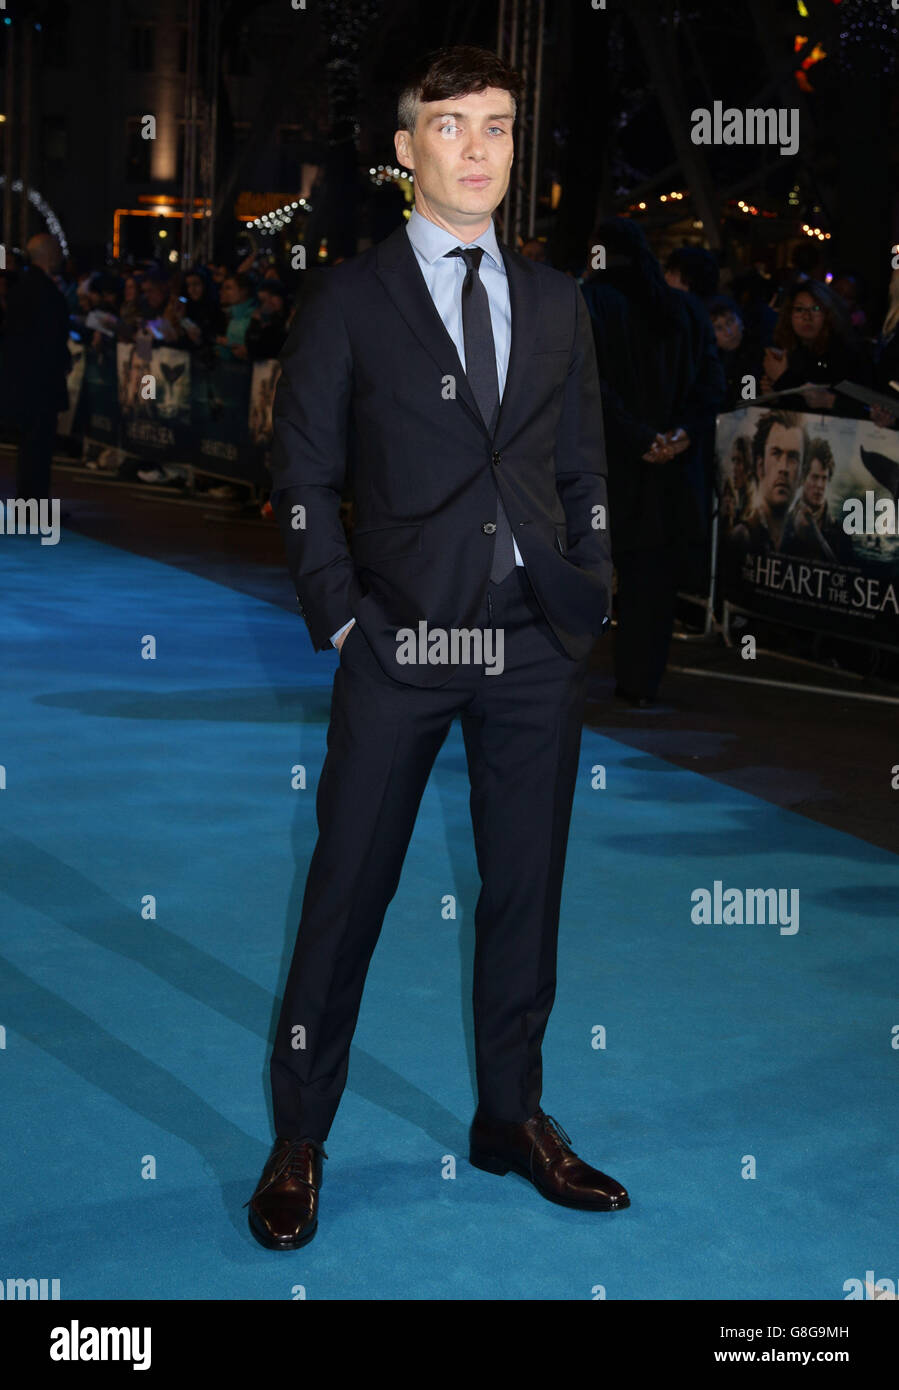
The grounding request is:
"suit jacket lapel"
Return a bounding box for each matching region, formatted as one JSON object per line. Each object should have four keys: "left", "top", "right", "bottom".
{"left": 375, "top": 225, "right": 485, "bottom": 433}
{"left": 375, "top": 224, "right": 542, "bottom": 446}
{"left": 494, "top": 241, "right": 539, "bottom": 450}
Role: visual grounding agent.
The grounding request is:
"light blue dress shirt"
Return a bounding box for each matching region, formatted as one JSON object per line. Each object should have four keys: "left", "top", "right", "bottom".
{"left": 331, "top": 208, "right": 522, "bottom": 647}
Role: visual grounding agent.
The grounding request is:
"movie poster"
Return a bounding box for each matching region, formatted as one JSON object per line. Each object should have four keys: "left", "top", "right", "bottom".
{"left": 116, "top": 343, "right": 191, "bottom": 463}
{"left": 248, "top": 359, "right": 281, "bottom": 447}
{"left": 57, "top": 336, "right": 86, "bottom": 437}
{"left": 190, "top": 354, "right": 265, "bottom": 484}
{"left": 716, "top": 406, "right": 899, "bottom": 650}
{"left": 76, "top": 338, "right": 120, "bottom": 446}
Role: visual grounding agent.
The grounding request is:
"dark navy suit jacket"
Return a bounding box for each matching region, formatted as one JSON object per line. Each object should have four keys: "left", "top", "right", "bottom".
{"left": 270, "top": 222, "right": 612, "bottom": 688}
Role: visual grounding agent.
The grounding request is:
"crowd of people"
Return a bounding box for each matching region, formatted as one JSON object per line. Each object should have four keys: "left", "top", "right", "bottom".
{"left": 58, "top": 254, "right": 294, "bottom": 366}
{"left": 0, "top": 240, "right": 299, "bottom": 495}
{"left": 0, "top": 242, "right": 298, "bottom": 380}
{"left": 578, "top": 220, "right": 899, "bottom": 703}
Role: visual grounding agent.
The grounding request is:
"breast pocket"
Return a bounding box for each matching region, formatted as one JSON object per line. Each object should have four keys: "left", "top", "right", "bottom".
{"left": 532, "top": 330, "right": 570, "bottom": 356}
{"left": 351, "top": 522, "right": 422, "bottom": 566}
{"left": 530, "top": 342, "right": 570, "bottom": 393}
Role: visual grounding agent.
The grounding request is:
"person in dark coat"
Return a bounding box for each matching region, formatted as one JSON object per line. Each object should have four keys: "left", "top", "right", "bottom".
{"left": 244, "top": 281, "right": 290, "bottom": 360}
{"left": 708, "top": 294, "right": 767, "bottom": 411}
{"left": 0, "top": 233, "right": 71, "bottom": 499}
{"left": 580, "top": 217, "right": 725, "bottom": 705}
{"left": 180, "top": 265, "right": 226, "bottom": 354}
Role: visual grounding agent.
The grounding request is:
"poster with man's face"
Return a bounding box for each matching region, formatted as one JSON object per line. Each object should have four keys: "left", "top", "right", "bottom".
{"left": 115, "top": 344, "right": 191, "bottom": 462}
{"left": 716, "top": 406, "right": 899, "bottom": 649}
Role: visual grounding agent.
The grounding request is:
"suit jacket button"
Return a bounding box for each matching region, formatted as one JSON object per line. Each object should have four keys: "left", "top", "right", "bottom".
{"left": 482, "top": 522, "right": 497, "bottom": 534}
{"left": 492, "top": 452, "right": 501, "bottom": 465}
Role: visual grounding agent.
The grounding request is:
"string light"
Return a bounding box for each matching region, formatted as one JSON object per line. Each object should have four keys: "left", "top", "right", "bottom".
{"left": 0, "top": 176, "right": 69, "bottom": 256}
{"left": 369, "top": 164, "right": 413, "bottom": 187}
{"left": 249, "top": 198, "right": 311, "bottom": 233}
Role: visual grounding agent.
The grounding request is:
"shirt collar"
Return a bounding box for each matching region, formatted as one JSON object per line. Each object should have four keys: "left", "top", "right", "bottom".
{"left": 406, "top": 207, "right": 505, "bottom": 273}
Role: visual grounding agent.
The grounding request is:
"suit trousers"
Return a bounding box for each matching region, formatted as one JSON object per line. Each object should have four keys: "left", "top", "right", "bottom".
{"left": 12, "top": 409, "right": 57, "bottom": 501}
{"left": 269, "top": 565, "right": 590, "bottom": 1141}
{"left": 613, "top": 544, "right": 679, "bottom": 701}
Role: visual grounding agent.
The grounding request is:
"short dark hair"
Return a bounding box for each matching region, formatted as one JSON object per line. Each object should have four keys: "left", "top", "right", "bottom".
{"left": 751, "top": 409, "right": 804, "bottom": 478}
{"left": 224, "top": 272, "right": 253, "bottom": 296}
{"left": 803, "top": 437, "right": 835, "bottom": 481}
{"left": 665, "top": 246, "right": 719, "bottom": 300}
{"left": 708, "top": 294, "right": 741, "bottom": 322}
{"left": 396, "top": 45, "right": 523, "bottom": 133}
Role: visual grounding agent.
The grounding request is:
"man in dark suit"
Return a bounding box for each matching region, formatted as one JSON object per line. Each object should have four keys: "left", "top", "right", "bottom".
{"left": 0, "top": 234, "right": 70, "bottom": 500}
{"left": 246, "top": 45, "right": 629, "bottom": 1250}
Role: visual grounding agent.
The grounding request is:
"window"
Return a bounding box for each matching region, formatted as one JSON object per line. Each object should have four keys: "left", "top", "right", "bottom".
{"left": 232, "top": 122, "right": 252, "bottom": 154}
{"left": 42, "top": 1, "right": 70, "bottom": 69}
{"left": 125, "top": 118, "right": 153, "bottom": 182}
{"left": 228, "top": 29, "right": 251, "bottom": 76}
{"left": 129, "top": 25, "right": 156, "bottom": 73}
{"left": 43, "top": 115, "right": 68, "bottom": 165}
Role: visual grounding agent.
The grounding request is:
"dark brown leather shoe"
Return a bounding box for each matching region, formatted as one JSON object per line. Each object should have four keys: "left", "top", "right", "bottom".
{"left": 469, "top": 1108, "right": 630, "bottom": 1211}
{"left": 244, "top": 1137, "right": 327, "bottom": 1250}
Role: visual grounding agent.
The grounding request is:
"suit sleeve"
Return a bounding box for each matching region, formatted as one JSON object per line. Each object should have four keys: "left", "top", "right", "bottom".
{"left": 269, "top": 275, "right": 363, "bottom": 651}
{"left": 553, "top": 283, "right": 613, "bottom": 608}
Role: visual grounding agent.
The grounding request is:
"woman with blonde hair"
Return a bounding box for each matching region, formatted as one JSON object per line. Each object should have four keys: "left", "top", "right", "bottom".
{"left": 868, "top": 268, "right": 899, "bottom": 429}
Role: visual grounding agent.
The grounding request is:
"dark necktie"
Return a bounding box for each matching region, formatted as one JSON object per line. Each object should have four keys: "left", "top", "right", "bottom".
{"left": 444, "top": 245, "right": 515, "bottom": 584}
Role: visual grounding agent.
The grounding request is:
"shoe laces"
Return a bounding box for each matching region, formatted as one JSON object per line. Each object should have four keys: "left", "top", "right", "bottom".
{"left": 243, "top": 1138, "right": 328, "bottom": 1207}
{"left": 538, "top": 1112, "right": 572, "bottom": 1149}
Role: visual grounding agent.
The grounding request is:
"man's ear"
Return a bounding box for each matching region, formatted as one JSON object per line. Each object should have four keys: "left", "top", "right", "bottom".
{"left": 395, "top": 129, "right": 413, "bottom": 170}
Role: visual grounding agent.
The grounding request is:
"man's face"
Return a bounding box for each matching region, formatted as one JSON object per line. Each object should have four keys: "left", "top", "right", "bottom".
{"left": 394, "top": 87, "right": 514, "bottom": 231}
{"left": 758, "top": 423, "right": 803, "bottom": 509}
{"left": 803, "top": 456, "right": 829, "bottom": 509}
{"left": 712, "top": 311, "right": 743, "bottom": 353}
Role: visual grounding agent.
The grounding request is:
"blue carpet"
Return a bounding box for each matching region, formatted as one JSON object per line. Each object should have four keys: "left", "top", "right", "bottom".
{"left": 1, "top": 529, "right": 896, "bottom": 1300}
